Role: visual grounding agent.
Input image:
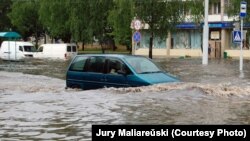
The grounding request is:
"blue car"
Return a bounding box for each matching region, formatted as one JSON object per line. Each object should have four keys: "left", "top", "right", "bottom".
{"left": 66, "top": 54, "right": 179, "bottom": 90}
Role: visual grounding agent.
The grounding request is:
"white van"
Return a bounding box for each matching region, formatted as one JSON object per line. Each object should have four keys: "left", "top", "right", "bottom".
{"left": 34, "top": 43, "right": 78, "bottom": 60}
{"left": 0, "top": 41, "right": 36, "bottom": 61}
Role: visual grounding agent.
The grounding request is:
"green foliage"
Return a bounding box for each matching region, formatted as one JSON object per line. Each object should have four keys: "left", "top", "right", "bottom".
{"left": 67, "top": 0, "right": 92, "bottom": 43}
{"left": 135, "top": 0, "right": 184, "bottom": 35}
{"left": 4, "top": 0, "right": 208, "bottom": 53}
{"left": 90, "top": 0, "right": 114, "bottom": 39}
{"left": 38, "top": 0, "right": 114, "bottom": 44}
{"left": 8, "top": 0, "right": 43, "bottom": 45}
{"left": 226, "top": 0, "right": 250, "bottom": 41}
{"left": 226, "top": 0, "right": 250, "bottom": 22}
{"left": 108, "top": 0, "right": 134, "bottom": 50}
{"left": 134, "top": 0, "right": 185, "bottom": 58}
{"left": 0, "top": 0, "right": 12, "bottom": 31}
{"left": 186, "top": 0, "right": 204, "bottom": 24}
{"left": 39, "top": 0, "right": 71, "bottom": 42}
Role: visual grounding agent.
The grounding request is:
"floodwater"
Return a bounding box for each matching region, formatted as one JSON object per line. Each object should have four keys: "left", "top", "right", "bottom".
{"left": 0, "top": 58, "right": 249, "bottom": 140}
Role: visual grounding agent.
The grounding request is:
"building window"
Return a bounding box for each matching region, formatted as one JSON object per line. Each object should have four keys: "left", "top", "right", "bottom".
{"left": 215, "top": 2, "right": 221, "bottom": 14}
{"left": 209, "top": 2, "right": 221, "bottom": 15}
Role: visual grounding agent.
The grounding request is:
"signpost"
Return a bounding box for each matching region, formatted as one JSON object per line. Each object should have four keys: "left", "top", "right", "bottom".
{"left": 131, "top": 19, "right": 142, "bottom": 54}
{"left": 233, "top": 30, "right": 242, "bottom": 43}
{"left": 133, "top": 20, "right": 142, "bottom": 31}
{"left": 239, "top": 1, "right": 247, "bottom": 71}
{"left": 133, "top": 31, "right": 141, "bottom": 43}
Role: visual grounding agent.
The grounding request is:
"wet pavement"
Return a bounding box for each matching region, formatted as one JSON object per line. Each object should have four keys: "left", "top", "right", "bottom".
{"left": 0, "top": 58, "right": 249, "bottom": 140}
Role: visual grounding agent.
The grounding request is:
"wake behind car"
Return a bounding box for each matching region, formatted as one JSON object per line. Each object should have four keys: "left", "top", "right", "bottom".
{"left": 66, "top": 54, "right": 179, "bottom": 90}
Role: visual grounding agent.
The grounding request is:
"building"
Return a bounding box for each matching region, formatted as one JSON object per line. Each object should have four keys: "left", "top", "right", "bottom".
{"left": 133, "top": 0, "right": 250, "bottom": 59}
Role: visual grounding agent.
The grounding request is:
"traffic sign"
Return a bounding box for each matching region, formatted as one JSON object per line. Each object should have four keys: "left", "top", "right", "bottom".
{"left": 133, "top": 20, "right": 142, "bottom": 31}
{"left": 233, "top": 30, "right": 242, "bottom": 43}
{"left": 133, "top": 31, "right": 141, "bottom": 43}
{"left": 240, "top": 1, "right": 247, "bottom": 18}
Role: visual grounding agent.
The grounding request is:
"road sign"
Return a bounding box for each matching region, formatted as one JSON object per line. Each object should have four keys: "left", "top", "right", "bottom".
{"left": 133, "top": 31, "right": 141, "bottom": 43}
{"left": 240, "top": 1, "right": 247, "bottom": 18}
{"left": 233, "top": 30, "right": 242, "bottom": 43}
{"left": 133, "top": 20, "right": 142, "bottom": 31}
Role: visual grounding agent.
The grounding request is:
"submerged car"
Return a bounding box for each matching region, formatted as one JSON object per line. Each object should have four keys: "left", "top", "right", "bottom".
{"left": 66, "top": 54, "right": 179, "bottom": 90}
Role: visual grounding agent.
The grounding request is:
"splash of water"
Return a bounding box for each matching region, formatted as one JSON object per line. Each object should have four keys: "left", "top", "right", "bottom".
{"left": 1, "top": 71, "right": 250, "bottom": 96}
{"left": 106, "top": 82, "right": 250, "bottom": 96}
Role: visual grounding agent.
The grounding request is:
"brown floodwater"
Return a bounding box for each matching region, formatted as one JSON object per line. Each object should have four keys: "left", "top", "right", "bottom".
{"left": 0, "top": 58, "right": 249, "bottom": 140}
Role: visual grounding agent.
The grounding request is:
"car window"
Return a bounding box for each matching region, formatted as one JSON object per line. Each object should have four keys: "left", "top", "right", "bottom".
{"left": 23, "top": 46, "right": 36, "bottom": 52}
{"left": 107, "top": 58, "right": 122, "bottom": 74}
{"left": 85, "top": 56, "right": 105, "bottom": 73}
{"left": 107, "top": 58, "right": 132, "bottom": 75}
{"left": 125, "top": 56, "right": 161, "bottom": 74}
{"left": 72, "top": 46, "right": 77, "bottom": 52}
{"left": 67, "top": 46, "right": 71, "bottom": 52}
{"left": 69, "top": 56, "right": 88, "bottom": 71}
{"left": 19, "top": 46, "right": 23, "bottom": 52}
{"left": 37, "top": 47, "right": 43, "bottom": 52}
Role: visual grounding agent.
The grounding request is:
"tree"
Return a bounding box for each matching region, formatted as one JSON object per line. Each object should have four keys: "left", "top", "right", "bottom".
{"left": 185, "top": 0, "right": 204, "bottom": 25}
{"left": 226, "top": 0, "right": 250, "bottom": 21}
{"left": 226, "top": 0, "right": 250, "bottom": 48}
{"left": 134, "top": 0, "right": 184, "bottom": 58}
{"left": 39, "top": 0, "right": 71, "bottom": 43}
{"left": 8, "top": 0, "right": 43, "bottom": 47}
{"left": 67, "top": 0, "right": 93, "bottom": 50}
{"left": 108, "top": 0, "right": 134, "bottom": 52}
{"left": 0, "top": 0, "right": 12, "bottom": 31}
{"left": 89, "top": 0, "right": 114, "bottom": 53}
{"left": 184, "top": 0, "right": 204, "bottom": 52}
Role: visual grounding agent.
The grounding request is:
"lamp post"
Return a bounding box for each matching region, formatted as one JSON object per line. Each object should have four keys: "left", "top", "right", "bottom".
{"left": 202, "top": 0, "right": 209, "bottom": 65}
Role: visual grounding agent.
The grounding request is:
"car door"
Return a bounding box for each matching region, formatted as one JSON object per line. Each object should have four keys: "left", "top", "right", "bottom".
{"left": 82, "top": 56, "right": 107, "bottom": 89}
{"left": 66, "top": 56, "right": 88, "bottom": 89}
{"left": 104, "top": 57, "right": 129, "bottom": 88}
{"left": 34, "top": 46, "right": 44, "bottom": 58}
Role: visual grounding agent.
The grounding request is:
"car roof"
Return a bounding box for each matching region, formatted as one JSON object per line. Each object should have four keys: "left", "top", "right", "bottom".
{"left": 2, "top": 41, "right": 34, "bottom": 46}
{"left": 75, "top": 54, "right": 146, "bottom": 59}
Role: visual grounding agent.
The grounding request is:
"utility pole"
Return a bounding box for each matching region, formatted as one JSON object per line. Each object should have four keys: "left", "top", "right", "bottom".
{"left": 240, "top": 15, "right": 243, "bottom": 71}
{"left": 239, "top": 1, "right": 247, "bottom": 71}
{"left": 202, "top": 0, "right": 209, "bottom": 65}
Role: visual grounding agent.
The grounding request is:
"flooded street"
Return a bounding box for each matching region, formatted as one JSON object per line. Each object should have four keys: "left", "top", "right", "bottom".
{"left": 0, "top": 58, "right": 250, "bottom": 140}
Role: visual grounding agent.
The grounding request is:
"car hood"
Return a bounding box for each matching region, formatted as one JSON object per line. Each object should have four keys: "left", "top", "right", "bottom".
{"left": 137, "top": 72, "right": 180, "bottom": 84}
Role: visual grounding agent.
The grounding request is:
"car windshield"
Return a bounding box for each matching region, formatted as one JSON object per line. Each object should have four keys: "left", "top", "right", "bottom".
{"left": 124, "top": 56, "right": 163, "bottom": 74}
{"left": 23, "top": 46, "right": 36, "bottom": 52}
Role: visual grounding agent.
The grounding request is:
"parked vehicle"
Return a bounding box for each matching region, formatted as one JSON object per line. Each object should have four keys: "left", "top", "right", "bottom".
{"left": 66, "top": 54, "right": 179, "bottom": 90}
{"left": 0, "top": 41, "right": 36, "bottom": 61}
{"left": 34, "top": 43, "right": 77, "bottom": 60}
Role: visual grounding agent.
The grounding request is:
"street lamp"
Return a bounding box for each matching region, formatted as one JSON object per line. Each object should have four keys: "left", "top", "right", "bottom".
{"left": 202, "top": 0, "right": 209, "bottom": 65}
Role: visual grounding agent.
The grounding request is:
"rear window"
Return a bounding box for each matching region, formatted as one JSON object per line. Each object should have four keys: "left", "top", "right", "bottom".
{"left": 72, "top": 46, "right": 77, "bottom": 52}
{"left": 67, "top": 46, "right": 71, "bottom": 52}
{"left": 69, "top": 56, "right": 88, "bottom": 71}
{"left": 67, "top": 45, "right": 77, "bottom": 52}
